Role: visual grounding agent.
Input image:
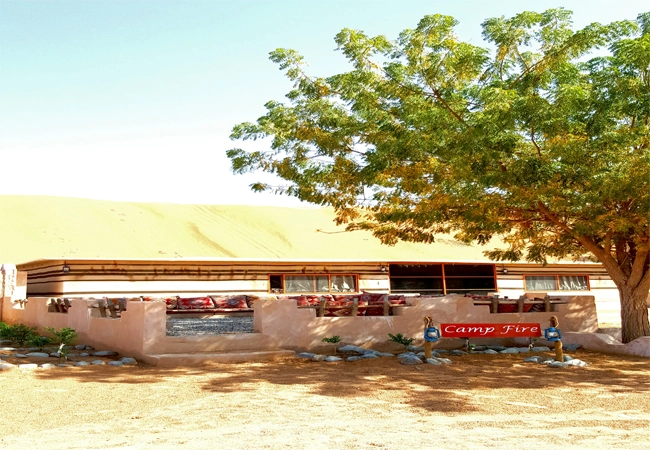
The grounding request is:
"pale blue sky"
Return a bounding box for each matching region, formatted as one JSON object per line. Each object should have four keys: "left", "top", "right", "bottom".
{"left": 1, "top": 0, "right": 646, "bottom": 205}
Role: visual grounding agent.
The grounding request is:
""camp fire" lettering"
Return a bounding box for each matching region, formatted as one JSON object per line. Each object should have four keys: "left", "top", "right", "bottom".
{"left": 440, "top": 323, "right": 542, "bottom": 338}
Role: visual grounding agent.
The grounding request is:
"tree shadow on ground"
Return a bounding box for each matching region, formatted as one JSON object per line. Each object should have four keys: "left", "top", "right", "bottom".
{"left": 22, "top": 348, "right": 648, "bottom": 415}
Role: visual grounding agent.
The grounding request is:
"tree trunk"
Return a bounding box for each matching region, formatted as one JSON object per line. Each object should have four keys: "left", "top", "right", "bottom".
{"left": 618, "top": 285, "right": 650, "bottom": 343}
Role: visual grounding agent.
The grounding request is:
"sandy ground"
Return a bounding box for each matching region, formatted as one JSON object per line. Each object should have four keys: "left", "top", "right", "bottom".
{"left": 2, "top": 349, "right": 650, "bottom": 450}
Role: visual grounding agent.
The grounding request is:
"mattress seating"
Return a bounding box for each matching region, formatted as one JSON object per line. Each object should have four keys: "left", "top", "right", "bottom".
{"left": 469, "top": 294, "right": 567, "bottom": 313}
{"left": 162, "top": 296, "right": 254, "bottom": 315}
{"left": 282, "top": 293, "right": 408, "bottom": 317}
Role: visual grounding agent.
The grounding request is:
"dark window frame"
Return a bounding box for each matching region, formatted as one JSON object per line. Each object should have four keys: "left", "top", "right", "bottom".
{"left": 389, "top": 263, "right": 497, "bottom": 295}
{"left": 268, "top": 274, "right": 359, "bottom": 294}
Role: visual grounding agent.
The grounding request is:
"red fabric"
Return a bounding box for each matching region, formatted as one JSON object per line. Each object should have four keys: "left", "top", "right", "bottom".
{"left": 497, "top": 303, "right": 518, "bottom": 313}
{"left": 164, "top": 297, "right": 178, "bottom": 310}
{"left": 177, "top": 297, "right": 213, "bottom": 310}
{"left": 361, "top": 292, "right": 385, "bottom": 304}
{"left": 210, "top": 296, "right": 249, "bottom": 309}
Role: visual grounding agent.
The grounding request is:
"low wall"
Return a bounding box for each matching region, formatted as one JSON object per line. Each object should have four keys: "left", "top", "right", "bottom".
{"left": 562, "top": 332, "right": 650, "bottom": 357}
{"left": 2, "top": 297, "right": 153, "bottom": 360}
{"left": 253, "top": 295, "right": 598, "bottom": 351}
{"left": 2, "top": 294, "right": 611, "bottom": 360}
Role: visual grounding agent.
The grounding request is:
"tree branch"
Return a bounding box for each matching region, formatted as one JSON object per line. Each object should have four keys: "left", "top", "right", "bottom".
{"left": 536, "top": 201, "right": 627, "bottom": 281}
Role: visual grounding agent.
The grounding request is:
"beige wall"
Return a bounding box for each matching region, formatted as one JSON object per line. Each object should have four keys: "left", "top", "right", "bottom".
{"left": 2, "top": 295, "right": 599, "bottom": 363}
{"left": 1, "top": 265, "right": 27, "bottom": 323}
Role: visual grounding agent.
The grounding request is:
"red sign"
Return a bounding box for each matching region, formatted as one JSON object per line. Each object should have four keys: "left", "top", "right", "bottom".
{"left": 440, "top": 323, "right": 542, "bottom": 338}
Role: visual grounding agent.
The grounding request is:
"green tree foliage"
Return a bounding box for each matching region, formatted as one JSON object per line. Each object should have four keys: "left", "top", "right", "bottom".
{"left": 228, "top": 9, "right": 650, "bottom": 343}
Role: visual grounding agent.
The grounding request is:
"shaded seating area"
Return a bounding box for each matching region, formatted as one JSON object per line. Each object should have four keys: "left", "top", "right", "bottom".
{"left": 282, "top": 292, "right": 408, "bottom": 317}
{"left": 467, "top": 294, "right": 567, "bottom": 313}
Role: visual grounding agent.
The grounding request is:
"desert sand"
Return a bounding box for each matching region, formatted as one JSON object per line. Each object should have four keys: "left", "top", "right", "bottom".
{"left": 0, "top": 195, "right": 502, "bottom": 263}
{"left": 1, "top": 350, "right": 650, "bottom": 450}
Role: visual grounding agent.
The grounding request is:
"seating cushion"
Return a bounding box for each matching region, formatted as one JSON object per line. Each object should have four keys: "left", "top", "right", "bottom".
{"left": 210, "top": 296, "right": 249, "bottom": 309}
{"left": 177, "top": 297, "right": 214, "bottom": 310}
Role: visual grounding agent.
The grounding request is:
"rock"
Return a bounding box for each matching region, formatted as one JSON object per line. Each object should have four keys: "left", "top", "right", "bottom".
{"left": 0, "top": 347, "right": 16, "bottom": 351}
{"left": 435, "top": 349, "right": 448, "bottom": 353}
{"left": 450, "top": 350, "right": 467, "bottom": 356}
{"left": 337, "top": 345, "right": 366, "bottom": 354}
{"left": 40, "top": 363, "right": 56, "bottom": 369}
{"left": 376, "top": 352, "right": 395, "bottom": 357}
{"left": 75, "top": 361, "right": 90, "bottom": 366}
{"left": 91, "top": 360, "right": 106, "bottom": 365}
{"left": 524, "top": 356, "right": 542, "bottom": 363}
{"left": 80, "top": 352, "right": 90, "bottom": 357}
{"left": 408, "top": 345, "right": 425, "bottom": 352}
{"left": 15, "top": 354, "right": 27, "bottom": 358}
{"left": 119, "top": 357, "right": 138, "bottom": 365}
{"left": 108, "top": 361, "right": 124, "bottom": 366}
{"left": 397, "top": 352, "right": 417, "bottom": 359}
{"left": 18, "top": 364, "right": 38, "bottom": 370}
{"left": 563, "top": 355, "right": 573, "bottom": 362}
{"left": 0, "top": 363, "right": 16, "bottom": 370}
{"left": 311, "top": 355, "right": 327, "bottom": 362}
{"left": 75, "top": 345, "right": 86, "bottom": 350}
{"left": 346, "top": 356, "right": 362, "bottom": 362}
{"left": 362, "top": 349, "right": 380, "bottom": 355}
{"left": 565, "top": 359, "right": 588, "bottom": 367}
{"left": 361, "top": 353, "right": 379, "bottom": 359}
{"left": 532, "top": 346, "right": 551, "bottom": 352}
{"left": 564, "top": 344, "right": 582, "bottom": 351}
{"left": 426, "top": 358, "right": 443, "bottom": 365}
{"left": 57, "top": 364, "right": 71, "bottom": 367}
{"left": 324, "top": 356, "right": 343, "bottom": 362}
{"left": 517, "top": 347, "right": 531, "bottom": 353}
{"left": 437, "top": 358, "right": 452, "bottom": 364}
{"left": 483, "top": 349, "right": 499, "bottom": 355}
{"left": 296, "top": 352, "right": 316, "bottom": 359}
{"left": 488, "top": 346, "right": 506, "bottom": 352}
{"left": 92, "top": 350, "right": 118, "bottom": 357}
{"left": 50, "top": 352, "right": 61, "bottom": 358}
{"left": 400, "top": 355, "right": 423, "bottom": 365}
{"left": 25, "top": 352, "right": 50, "bottom": 358}
{"left": 0, "top": 340, "right": 12, "bottom": 345}
{"left": 500, "top": 348, "right": 519, "bottom": 354}
{"left": 548, "top": 361, "right": 568, "bottom": 368}
{"left": 473, "top": 345, "right": 487, "bottom": 351}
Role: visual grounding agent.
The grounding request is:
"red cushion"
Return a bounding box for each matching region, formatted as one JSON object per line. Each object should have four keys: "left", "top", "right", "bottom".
{"left": 361, "top": 292, "right": 385, "bottom": 304}
{"left": 497, "top": 303, "right": 518, "bottom": 313}
{"left": 177, "top": 297, "right": 213, "bottom": 310}
{"left": 211, "top": 296, "right": 248, "bottom": 309}
{"left": 164, "top": 297, "right": 178, "bottom": 310}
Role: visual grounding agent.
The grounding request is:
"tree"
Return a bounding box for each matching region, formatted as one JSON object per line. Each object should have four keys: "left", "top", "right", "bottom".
{"left": 228, "top": 9, "right": 650, "bottom": 343}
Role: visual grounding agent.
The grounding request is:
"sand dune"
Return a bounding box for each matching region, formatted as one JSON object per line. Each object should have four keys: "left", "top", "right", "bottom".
{"left": 0, "top": 195, "right": 492, "bottom": 264}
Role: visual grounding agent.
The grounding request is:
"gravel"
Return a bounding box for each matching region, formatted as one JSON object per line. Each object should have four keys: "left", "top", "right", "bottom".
{"left": 166, "top": 316, "right": 255, "bottom": 336}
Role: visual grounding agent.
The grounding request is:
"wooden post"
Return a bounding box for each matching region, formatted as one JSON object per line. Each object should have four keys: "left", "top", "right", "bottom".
{"left": 491, "top": 297, "right": 499, "bottom": 314}
{"left": 351, "top": 298, "right": 359, "bottom": 316}
{"left": 517, "top": 296, "right": 526, "bottom": 313}
{"left": 423, "top": 317, "right": 433, "bottom": 359}
{"left": 550, "top": 316, "right": 564, "bottom": 362}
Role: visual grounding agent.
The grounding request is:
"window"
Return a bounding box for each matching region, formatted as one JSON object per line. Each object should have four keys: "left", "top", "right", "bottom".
{"left": 525, "top": 275, "right": 589, "bottom": 291}
{"left": 269, "top": 274, "right": 357, "bottom": 294}
{"left": 389, "top": 263, "right": 496, "bottom": 295}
